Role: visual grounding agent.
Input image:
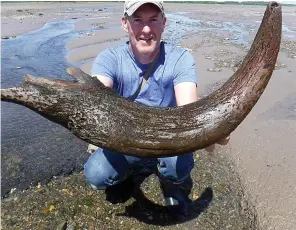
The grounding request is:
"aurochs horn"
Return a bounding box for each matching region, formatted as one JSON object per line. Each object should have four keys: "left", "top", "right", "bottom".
{"left": 1, "top": 2, "right": 282, "bottom": 157}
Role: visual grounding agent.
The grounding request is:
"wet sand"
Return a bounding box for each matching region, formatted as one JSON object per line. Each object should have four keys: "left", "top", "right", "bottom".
{"left": 1, "top": 2, "right": 296, "bottom": 230}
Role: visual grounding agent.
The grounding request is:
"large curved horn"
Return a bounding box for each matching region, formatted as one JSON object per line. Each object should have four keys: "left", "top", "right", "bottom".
{"left": 1, "top": 2, "right": 282, "bottom": 157}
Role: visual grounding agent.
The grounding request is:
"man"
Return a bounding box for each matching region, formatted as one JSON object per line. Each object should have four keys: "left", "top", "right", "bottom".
{"left": 84, "top": 1, "right": 230, "bottom": 218}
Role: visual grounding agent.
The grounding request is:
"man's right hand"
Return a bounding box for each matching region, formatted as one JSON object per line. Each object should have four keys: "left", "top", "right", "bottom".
{"left": 205, "top": 135, "right": 230, "bottom": 152}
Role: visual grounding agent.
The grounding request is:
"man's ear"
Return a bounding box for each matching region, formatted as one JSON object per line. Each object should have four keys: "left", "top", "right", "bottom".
{"left": 162, "top": 16, "right": 167, "bottom": 32}
{"left": 121, "top": 16, "right": 128, "bottom": 32}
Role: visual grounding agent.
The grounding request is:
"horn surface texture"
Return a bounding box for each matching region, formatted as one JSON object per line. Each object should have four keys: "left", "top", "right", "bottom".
{"left": 1, "top": 2, "right": 282, "bottom": 157}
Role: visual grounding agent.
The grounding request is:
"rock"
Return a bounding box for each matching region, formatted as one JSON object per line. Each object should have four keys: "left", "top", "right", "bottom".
{"left": 56, "top": 221, "right": 67, "bottom": 230}
{"left": 184, "top": 47, "right": 192, "bottom": 52}
{"left": 207, "top": 68, "right": 222, "bottom": 72}
{"left": 87, "top": 144, "right": 98, "bottom": 154}
{"left": 66, "top": 224, "right": 75, "bottom": 230}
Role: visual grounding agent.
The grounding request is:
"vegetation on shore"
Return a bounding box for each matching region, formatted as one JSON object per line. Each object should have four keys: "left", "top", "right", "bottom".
{"left": 167, "top": 1, "right": 295, "bottom": 6}
{"left": 1, "top": 1, "right": 295, "bottom": 7}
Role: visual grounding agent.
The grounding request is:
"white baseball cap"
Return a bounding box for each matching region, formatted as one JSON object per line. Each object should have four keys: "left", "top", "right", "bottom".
{"left": 124, "top": 1, "right": 164, "bottom": 16}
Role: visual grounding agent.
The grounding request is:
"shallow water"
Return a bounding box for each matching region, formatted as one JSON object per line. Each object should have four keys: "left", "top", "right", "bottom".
{"left": 1, "top": 19, "right": 89, "bottom": 197}
{"left": 1, "top": 20, "right": 78, "bottom": 88}
{"left": 165, "top": 12, "right": 257, "bottom": 46}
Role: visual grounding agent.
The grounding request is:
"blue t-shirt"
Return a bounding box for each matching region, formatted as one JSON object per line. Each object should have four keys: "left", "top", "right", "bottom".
{"left": 92, "top": 41, "right": 197, "bottom": 107}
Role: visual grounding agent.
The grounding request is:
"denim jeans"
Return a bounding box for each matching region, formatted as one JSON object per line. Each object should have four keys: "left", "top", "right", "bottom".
{"left": 84, "top": 148, "right": 194, "bottom": 189}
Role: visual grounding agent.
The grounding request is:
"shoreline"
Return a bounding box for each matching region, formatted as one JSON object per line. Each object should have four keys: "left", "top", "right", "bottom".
{"left": 1, "top": 2, "right": 296, "bottom": 230}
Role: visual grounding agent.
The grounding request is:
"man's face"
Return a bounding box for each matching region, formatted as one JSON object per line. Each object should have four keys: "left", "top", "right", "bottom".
{"left": 122, "top": 3, "right": 166, "bottom": 56}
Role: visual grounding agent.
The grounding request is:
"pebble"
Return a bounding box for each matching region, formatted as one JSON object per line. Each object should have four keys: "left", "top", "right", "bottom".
{"left": 184, "top": 47, "right": 192, "bottom": 52}
{"left": 207, "top": 68, "right": 222, "bottom": 72}
{"left": 56, "top": 221, "right": 67, "bottom": 230}
{"left": 66, "top": 224, "right": 75, "bottom": 230}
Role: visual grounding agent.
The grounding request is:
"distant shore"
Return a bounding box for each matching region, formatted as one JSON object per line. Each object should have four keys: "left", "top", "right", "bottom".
{"left": 1, "top": 1, "right": 296, "bottom": 6}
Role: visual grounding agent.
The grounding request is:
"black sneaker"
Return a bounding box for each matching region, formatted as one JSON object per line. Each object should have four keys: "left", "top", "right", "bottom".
{"left": 105, "top": 175, "right": 135, "bottom": 204}
{"left": 105, "top": 167, "right": 154, "bottom": 204}
{"left": 159, "top": 175, "right": 193, "bottom": 219}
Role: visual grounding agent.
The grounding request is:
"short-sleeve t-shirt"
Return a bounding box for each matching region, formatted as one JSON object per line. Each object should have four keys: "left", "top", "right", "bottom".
{"left": 91, "top": 41, "right": 197, "bottom": 107}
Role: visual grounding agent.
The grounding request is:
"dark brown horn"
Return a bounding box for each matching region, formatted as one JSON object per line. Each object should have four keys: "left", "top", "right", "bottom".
{"left": 1, "top": 2, "right": 282, "bottom": 157}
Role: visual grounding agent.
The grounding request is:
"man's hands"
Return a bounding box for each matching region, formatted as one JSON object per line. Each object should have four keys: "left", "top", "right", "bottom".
{"left": 204, "top": 135, "right": 230, "bottom": 152}
{"left": 174, "top": 84, "right": 230, "bottom": 153}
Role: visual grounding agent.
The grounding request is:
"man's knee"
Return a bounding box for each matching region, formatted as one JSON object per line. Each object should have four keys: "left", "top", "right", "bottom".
{"left": 84, "top": 164, "right": 120, "bottom": 190}
{"left": 158, "top": 153, "right": 194, "bottom": 182}
{"left": 84, "top": 149, "right": 129, "bottom": 189}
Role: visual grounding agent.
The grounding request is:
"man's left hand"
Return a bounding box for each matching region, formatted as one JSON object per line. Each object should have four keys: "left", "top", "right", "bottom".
{"left": 204, "top": 135, "right": 230, "bottom": 152}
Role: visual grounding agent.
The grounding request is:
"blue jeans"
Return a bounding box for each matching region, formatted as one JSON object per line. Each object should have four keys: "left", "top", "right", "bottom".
{"left": 84, "top": 148, "right": 194, "bottom": 189}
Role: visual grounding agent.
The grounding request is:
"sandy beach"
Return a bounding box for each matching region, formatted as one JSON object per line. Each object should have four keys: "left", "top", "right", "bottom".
{"left": 1, "top": 2, "right": 296, "bottom": 230}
